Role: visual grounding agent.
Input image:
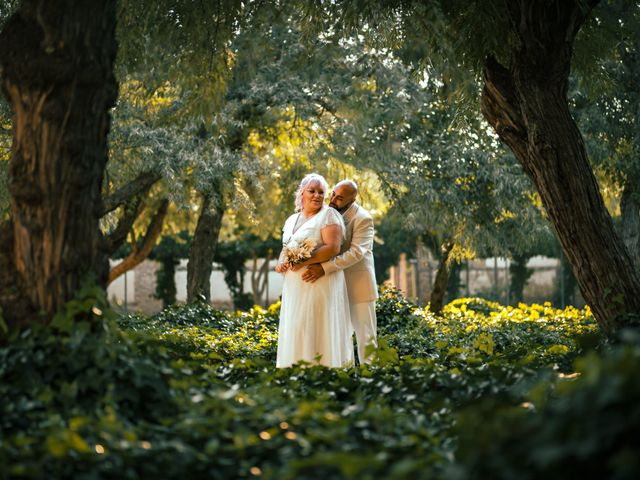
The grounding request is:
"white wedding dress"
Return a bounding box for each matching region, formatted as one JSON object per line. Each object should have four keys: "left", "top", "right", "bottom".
{"left": 276, "top": 206, "right": 354, "bottom": 368}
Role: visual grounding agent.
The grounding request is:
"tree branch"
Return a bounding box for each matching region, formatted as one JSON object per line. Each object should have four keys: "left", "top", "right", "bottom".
{"left": 107, "top": 198, "right": 169, "bottom": 285}
{"left": 101, "top": 170, "right": 161, "bottom": 216}
{"left": 104, "top": 195, "right": 144, "bottom": 255}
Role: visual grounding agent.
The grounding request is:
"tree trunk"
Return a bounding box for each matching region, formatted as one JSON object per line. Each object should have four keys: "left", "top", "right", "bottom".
{"left": 621, "top": 183, "right": 640, "bottom": 272}
{"left": 107, "top": 199, "right": 169, "bottom": 285}
{"left": 446, "top": 260, "right": 462, "bottom": 302}
{"left": 187, "top": 187, "right": 225, "bottom": 303}
{"left": 155, "top": 256, "right": 179, "bottom": 309}
{"left": 251, "top": 249, "right": 272, "bottom": 306}
{"left": 429, "top": 240, "right": 454, "bottom": 314}
{"left": 509, "top": 254, "right": 533, "bottom": 304}
{"left": 480, "top": 0, "right": 640, "bottom": 333}
{"left": 0, "top": 0, "right": 118, "bottom": 327}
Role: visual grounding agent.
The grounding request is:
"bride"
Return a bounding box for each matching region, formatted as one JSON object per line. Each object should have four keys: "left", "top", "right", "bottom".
{"left": 275, "top": 173, "right": 354, "bottom": 368}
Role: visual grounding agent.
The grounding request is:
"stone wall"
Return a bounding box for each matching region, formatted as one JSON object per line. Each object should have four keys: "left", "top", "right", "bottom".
{"left": 107, "top": 259, "right": 284, "bottom": 315}
{"left": 388, "top": 246, "right": 584, "bottom": 307}
{"left": 134, "top": 260, "right": 163, "bottom": 314}
{"left": 107, "top": 260, "right": 162, "bottom": 315}
{"left": 108, "top": 251, "right": 584, "bottom": 315}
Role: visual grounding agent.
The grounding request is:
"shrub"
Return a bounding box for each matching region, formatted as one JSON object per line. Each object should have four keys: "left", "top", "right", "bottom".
{"left": 451, "top": 329, "right": 640, "bottom": 480}
{"left": 1, "top": 288, "right": 624, "bottom": 479}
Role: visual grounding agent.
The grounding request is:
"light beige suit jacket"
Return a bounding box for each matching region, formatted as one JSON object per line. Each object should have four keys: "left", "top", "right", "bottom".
{"left": 322, "top": 203, "right": 378, "bottom": 304}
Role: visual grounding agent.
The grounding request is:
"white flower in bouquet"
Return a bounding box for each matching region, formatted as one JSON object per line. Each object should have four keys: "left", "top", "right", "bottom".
{"left": 282, "top": 238, "right": 316, "bottom": 267}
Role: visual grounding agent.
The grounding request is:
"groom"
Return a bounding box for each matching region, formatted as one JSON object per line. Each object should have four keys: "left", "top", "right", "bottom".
{"left": 302, "top": 180, "right": 378, "bottom": 364}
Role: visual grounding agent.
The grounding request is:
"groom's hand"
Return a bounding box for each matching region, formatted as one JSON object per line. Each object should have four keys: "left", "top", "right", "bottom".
{"left": 302, "top": 264, "right": 325, "bottom": 283}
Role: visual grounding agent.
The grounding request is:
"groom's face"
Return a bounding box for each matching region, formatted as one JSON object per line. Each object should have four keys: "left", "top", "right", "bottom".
{"left": 329, "top": 184, "right": 356, "bottom": 213}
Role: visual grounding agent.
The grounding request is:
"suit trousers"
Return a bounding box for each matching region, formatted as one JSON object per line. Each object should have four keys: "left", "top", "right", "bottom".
{"left": 350, "top": 301, "right": 377, "bottom": 364}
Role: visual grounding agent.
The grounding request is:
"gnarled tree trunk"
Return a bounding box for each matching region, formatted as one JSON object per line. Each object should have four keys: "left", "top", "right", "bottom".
{"left": 187, "top": 186, "right": 225, "bottom": 302}
{"left": 0, "top": 0, "right": 117, "bottom": 328}
{"left": 480, "top": 0, "right": 640, "bottom": 333}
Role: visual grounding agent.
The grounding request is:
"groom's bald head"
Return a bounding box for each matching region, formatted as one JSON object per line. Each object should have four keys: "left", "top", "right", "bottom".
{"left": 329, "top": 180, "right": 358, "bottom": 213}
{"left": 336, "top": 180, "right": 358, "bottom": 194}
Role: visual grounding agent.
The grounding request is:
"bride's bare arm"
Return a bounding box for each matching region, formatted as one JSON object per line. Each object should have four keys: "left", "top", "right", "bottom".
{"left": 290, "top": 224, "right": 341, "bottom": 271}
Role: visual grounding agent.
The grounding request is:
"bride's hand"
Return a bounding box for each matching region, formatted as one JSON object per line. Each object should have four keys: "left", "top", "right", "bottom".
{"left": 275, "top": 262, "right": 289, "bottom": 273}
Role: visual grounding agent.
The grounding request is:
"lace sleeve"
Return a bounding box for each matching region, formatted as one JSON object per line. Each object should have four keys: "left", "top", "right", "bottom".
{"left": 319, "top": 207, "right": 345, "bottom": 238}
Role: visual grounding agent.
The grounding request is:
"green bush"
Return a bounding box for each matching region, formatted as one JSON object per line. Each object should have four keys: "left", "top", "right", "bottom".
{"left": 451, "top": 329, "right": 640, "bottom": 480}
{"left": 4, "top": 287, "right": 638, "bottom": 480}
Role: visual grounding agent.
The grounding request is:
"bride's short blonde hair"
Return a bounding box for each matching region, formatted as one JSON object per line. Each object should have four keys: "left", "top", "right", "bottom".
{"left": 294, "top": 173, "right": 329, "bottom": 212}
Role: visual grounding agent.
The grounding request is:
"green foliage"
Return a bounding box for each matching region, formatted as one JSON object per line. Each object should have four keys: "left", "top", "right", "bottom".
{"left": 288, "top": 27, "right": 549, "bottom": 258}
{"left": 301, "top": 0, "right": 632, "bottom": 120}
{"left": 116, "top": 0, "right": 248, "bottom": 118}
{"left": 451, "top": 329, "right": 640, "bottom": 480}
{"left": 0, "top": 285, "right": 174, "bottom": 478}
{"left": 571, "top": 0, "right": 640, "bottom": 251}
{"left": 375, "top": 286, "right": 423, "bottom": 335}
{"left": 298, "top": 0, "right": 511, "bottom": 97}
{"left": 5, "top": 284, "right": 634, "bottom": 479}
{"left": 0, "top": 0, "right": 19, "bottom": 29}
{"left": 373, "top": 206, "right": 419, "bottom": 281}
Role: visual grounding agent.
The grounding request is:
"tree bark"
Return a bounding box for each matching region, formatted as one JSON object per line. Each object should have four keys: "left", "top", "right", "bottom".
{"left": 187, "top": 187, "right": 226, "bottom": 303}
{"left": 107, "top": 199, "right": 169, "bottom": 285}
{"left": 0, "top": 221, "right": 34, "bottom": 331}
{"left": 0, "top": 0, "right": 118, "bottom": 326}
{"left": 480, "top": 0, "right": 640, "bottom": 333}
{"left": 429, "top": 240, "right": 454, "bottom": 314}
{"left": 620, "top": 183, "right": 640, "bottom": 272}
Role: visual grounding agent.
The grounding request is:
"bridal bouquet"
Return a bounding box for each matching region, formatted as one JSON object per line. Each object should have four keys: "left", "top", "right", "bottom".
{"left": 282, "top": 238, "right": 316, "bottom": 267}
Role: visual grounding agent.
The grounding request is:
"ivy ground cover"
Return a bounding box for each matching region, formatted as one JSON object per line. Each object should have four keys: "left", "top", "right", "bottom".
{"left": 2, "top": 287, "right": 640, "bottom": 479}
